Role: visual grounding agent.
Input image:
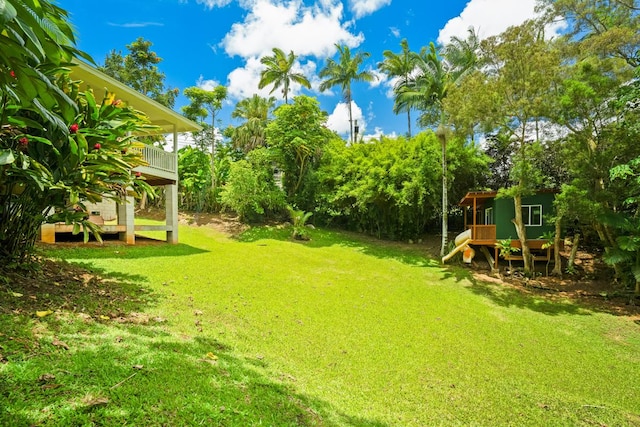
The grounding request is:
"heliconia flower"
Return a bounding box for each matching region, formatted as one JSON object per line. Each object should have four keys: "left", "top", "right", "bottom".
{"left": 111, "top": 99, "right": 122, "bottom": 107}
{"left": 93, "top": 143, "right": 101, "bottom": 150}
{"left": 9, "top": 70, "right": 16, "bottom": 79}
{"left": 69, "top": 123, "right": 79, "bottom": 134}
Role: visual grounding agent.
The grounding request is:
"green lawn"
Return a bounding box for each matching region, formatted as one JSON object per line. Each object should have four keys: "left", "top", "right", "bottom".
{"left": 1, "top": 223, "right": 639, "bottom": 426}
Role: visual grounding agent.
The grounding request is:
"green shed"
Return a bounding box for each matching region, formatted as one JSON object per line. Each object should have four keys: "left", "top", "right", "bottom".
{"left": 454, "top": 190, "right": 559, "bottom": 268}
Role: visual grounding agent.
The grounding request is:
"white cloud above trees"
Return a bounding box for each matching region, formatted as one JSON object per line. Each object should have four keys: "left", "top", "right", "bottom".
{"left": 209, "top": 0, "right": 367, "bottom": 102}
{"left": 349, "top": 0, "right": 391, "bottom": 19}
{"left": 437, "top": 0, "right": 566, "bottom": 44}
{"left": 326, "top": 101, "right": 365, "bottom": 137}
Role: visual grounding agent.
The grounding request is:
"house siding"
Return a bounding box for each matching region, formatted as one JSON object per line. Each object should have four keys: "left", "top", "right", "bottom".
{"left": 491, "top": 193, "right": 555, "bottom": 240}
{"left": 86, "top": 200, "right": 117, "bottom": 222}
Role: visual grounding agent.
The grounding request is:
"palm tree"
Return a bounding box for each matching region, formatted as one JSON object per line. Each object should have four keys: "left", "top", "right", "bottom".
{"left": 396, "top": 29, "right": 480, "bottom": 256}
{"left": 378, "top": 39, "right": 420, "bottom": 138}
{"left": 258, "top": 48, "right": 311, "bottom": 104}
{"left": 229, "top": 94, "right": 276, "bottom": 153}
{"left": 319, "top": 44, "right": 376, "bottom": 144}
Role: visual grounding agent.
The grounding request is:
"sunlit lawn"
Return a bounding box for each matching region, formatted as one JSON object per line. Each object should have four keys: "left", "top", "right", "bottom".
{"left": 1, "top": 221, "right": 639, "bottom": 426}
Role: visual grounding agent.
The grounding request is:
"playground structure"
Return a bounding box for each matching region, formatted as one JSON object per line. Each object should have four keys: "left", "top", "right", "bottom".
{"left": 442, "top": 190, "right": 559, "bottom": 272}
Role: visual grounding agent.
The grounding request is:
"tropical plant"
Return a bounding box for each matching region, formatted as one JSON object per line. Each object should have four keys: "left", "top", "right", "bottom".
{"left": 219, "top": 148, "right": 285, "bottom": 222}
{"left": 100, "top": 37, "right": 179, "bottom": 108}
{"left": 266, "top": 95, "right": 335, "bottom": 210}
{"left": 378, "top": 39, "right": 420, "bottom": 138}
{"left": 315, "top": 131, "right": 489, "bottom": 239}
{"left": 182, "top": 85, "right": 228, "bottom": 191}
{"left": 0, "top": 0, "right": 152, "bottom": 263}
{"left": 397, "top": 29, "right": 480, "bottom": 257}
{"left": 496, "top": 238, "right": 520, "bottom": 273}
{"left": 319, "top": 44, "right": 375, "bottom": 144}
{"left": 258, "top": 48, "right": 311, "bottom": 104}
{"left": 1, "top": 82, "right": 154, "bottom": 263}
{"left": 227, "top": 94, "right": 276, "bottom": 153}
{"left": 287, "top": 205, "right": 313, "bottom": 240}
{"left": 177, "top": 146, "right": 211, "bottom": 212}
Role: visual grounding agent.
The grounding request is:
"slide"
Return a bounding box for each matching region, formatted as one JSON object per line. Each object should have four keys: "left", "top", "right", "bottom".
{"left": 442, "top": 229, "right": 475, "bottom": 263}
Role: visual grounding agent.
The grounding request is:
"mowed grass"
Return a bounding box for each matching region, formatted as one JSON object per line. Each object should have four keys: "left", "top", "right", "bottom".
{"left": 2, "top": 222, "right": 640, "bottom": 426}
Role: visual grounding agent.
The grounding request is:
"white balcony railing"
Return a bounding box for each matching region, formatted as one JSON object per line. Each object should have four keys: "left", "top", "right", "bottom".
{"left": 132, "top": 145, "right": 177, "bottom": 174}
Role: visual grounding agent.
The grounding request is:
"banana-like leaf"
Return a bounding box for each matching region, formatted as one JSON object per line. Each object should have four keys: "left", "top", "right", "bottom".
{"left": 0, "top": 149, "right": 15, "bottom": 165}
{"left": 0, "top": 0, "right": 17, "bottom": 26}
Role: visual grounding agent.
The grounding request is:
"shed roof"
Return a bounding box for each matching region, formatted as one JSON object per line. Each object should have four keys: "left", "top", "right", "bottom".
{"left": 459, "top": 191, "right": 498, "bottom": 207}
{"left": 459, "top": 189, "right": 559, "bottom": 207}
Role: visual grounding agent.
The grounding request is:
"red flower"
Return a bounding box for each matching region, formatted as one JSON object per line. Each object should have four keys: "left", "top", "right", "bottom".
{"left": 135, "top": 171, "right": 142, "bottom": 178}
{"left": 93, "top": 143, "right": 101, "bottom": 150}
{"left": 69, "top": 123, "right": 79, "bottom": 134}
{"left": 19, "top": 137, "right": 28, "bottom": 146}
{"left": 9, "top": 70, "right": 16, "bottom": 79}
{"left": 111, "top": 99, "right": 122, "bottom": 107}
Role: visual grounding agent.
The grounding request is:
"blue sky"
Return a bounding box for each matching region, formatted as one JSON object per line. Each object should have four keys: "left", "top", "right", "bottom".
{"left": 56, "top": 0, "right": 545, "bottom": 141}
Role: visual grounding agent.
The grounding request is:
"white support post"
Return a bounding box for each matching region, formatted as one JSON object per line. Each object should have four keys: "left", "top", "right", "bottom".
{"left": 166, "top": 124, "right": 179, "bottom": 244}
{"left": 118, "top": 195, "right": 135, "bottom": 244}
{"left": 166, "top": 183, "right": 178, "bottom": 244}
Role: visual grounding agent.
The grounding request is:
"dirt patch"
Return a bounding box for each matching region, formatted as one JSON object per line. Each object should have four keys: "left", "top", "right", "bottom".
{"left": 136, "top": 207, "right": 249, "bottom": 237}
{"left": 465, "top": 243, "right": 640, "bottom": 319}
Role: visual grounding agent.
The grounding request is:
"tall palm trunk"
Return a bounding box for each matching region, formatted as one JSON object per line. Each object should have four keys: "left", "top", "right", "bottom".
{"left": 407, "top": 110, "right": 412, "bottom": 139}
{"left": 347, "top": 94, "right": 354, "bottom": 144}
{"left": 437, "top": 125, "right": 447, "bottom": 256}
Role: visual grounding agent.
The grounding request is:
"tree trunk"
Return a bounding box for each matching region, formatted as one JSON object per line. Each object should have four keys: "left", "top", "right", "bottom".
{"left": 438, "top": 128, "right": 447, "bottom": 257}
{"left": 407, "top": 110, "right": 412, "bottom": 139}
{"left": 480, "top": 245, "right": 498, "bottom": 274}
{"left": 347, "top": 96, "right": 353, "bottom": 144}
{"left": 567, "top": 233, "right": 580, "bottom": 271}
{"left": 552, "top": 216, "right": 563, "bottom": 276}
{"left": 512, "top": 194, "right": 532, "bottom": 273}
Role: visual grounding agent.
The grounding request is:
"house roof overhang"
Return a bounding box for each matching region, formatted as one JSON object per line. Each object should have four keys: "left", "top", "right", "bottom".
{"left": 459, "top": 191, "right": 498, "bottom": 207}
{"left": 459, "top": 189, "right": 560, "bottom": 207}
{"left": 69, "top": 60, "right": 202, "bottom": 135}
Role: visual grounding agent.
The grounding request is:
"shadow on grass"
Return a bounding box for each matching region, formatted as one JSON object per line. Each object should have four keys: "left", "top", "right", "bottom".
{"left": 0, "top": 258, "right": 159, "bottom": 318}
{"left": 0, "top": 260, "right": 388, "bottom": 427}
{"left": 39, "top": 241, "right": 209, "bottom": 260}
{"left": 440, "top": 265, "right": 593, "bottom": 317}
{"left": 237, "top": 225, "right": 439, "bottom": 268}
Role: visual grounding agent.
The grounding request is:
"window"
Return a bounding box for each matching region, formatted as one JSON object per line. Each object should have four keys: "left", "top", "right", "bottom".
{"left": 522, "top": 205, "right": 542, "bottom": 226}
{"left": 484, "top": 207, "right": 494, "bottom": 225}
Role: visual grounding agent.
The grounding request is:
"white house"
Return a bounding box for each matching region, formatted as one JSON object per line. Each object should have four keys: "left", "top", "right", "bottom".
{"left": 40, "top": 60, "right": 201, "bottom": 245}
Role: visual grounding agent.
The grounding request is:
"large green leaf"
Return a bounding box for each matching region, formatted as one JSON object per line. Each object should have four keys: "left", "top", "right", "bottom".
{"left": 617, "top": 235, "right": 640, "bottom": 252}
{"left": 0, "top": 149, "right": 15, "bottom": 165}
{"left": 0, "top": 0, "right": 16, "bottom": 26}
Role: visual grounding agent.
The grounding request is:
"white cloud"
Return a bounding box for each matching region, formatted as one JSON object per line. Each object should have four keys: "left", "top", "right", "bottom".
{"left": 368, "top": 69, "right": 387, "bottom": 89}
{"left": 107, "top": 22, "right": 163, "bottom": 28}
{"left": 196, "top": 0, "right": 233, "bottom": 8}
{"left": 219, "top": 0, "right": 366, "bottom": 102}
{"left": 226, "top": 56, "right": 274, "bottom": 101}
{"left": 389, "top": 26, "right": 400, "bottom": 38}
{"left": 437, "top": 0, "right": 564, "bottom": 45}
{"left": 349, "top": 0, "right": 391, "bottom": 19}
{"left": 363, "top": 127, "right": 396, "bottom": 143}
{"left": 221, "top": 0, "right": 363, "bottom": 59}
{"left": 196, "top": 76, "right": 220, "bottom": 91}
{"left": 225, "top": 56, "right": 316, "bottom": 102}
{"left": 326, "top": 101, "right": 365, "bottom": 139}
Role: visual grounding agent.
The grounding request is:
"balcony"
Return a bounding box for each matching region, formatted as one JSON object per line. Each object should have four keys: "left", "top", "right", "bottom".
{"left": 132, "top": 144, "right": 178, "bottom": 186}
{"left": 468, "top": 225, "right": 496, "bottom": 242}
